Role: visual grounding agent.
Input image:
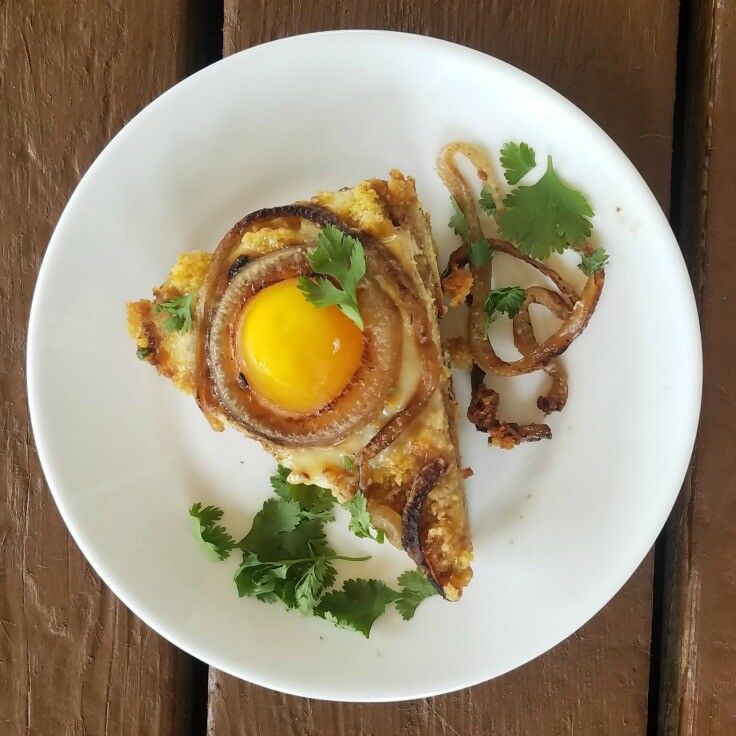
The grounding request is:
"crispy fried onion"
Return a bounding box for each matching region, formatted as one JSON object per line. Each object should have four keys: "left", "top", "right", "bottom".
{"left": 468, "top": 366, "right": 551, "bottom": 449}
{"left": 194, "top": 203, "right": 440, "bottom": 448}
{"left": 436, "top": 141, "right": 605, "bottom": 442}
{"left": 401, "top": 458, "right": 449, "bottom": 595}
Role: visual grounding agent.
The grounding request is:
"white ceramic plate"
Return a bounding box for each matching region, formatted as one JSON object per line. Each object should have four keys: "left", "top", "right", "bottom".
{"left": 27, "top": 31, "right": 701, "bottom": 702}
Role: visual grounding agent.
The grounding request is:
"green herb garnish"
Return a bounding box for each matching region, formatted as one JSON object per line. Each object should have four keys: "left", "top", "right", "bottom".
{"left": 479, "top": 184, "right": 496, "bottom": 215}
{"left": 297, "top": 226, "right": 366, "bottom": 330}
{"left": 270, "top": 465, "right": 336, "bottom": 522}
{"left": 469, "top": 239, "right": 492, "bottom": 267}
{"left": 448, "top": 196, "right": 470, "bottom": 241}
{"left": 578, "top": 247, "right": 609, "bottom": 276}
{"left": 394, "top": 569, "right": 439, "bottom": 620}
{"left": 189, "top": 503, "right": 236, "bottom": 560}
{"left": 500, "top": 141, "right": 536, "bottom": 185}
{"left": 189, "top": 467, "right": 440, "bottom": 635}
{"left": 343, "top": 490, "right": 385, "bottom": 544}
{"left": 484, "top": 286, "right": 527, "bottom": 322}
{"left": 154, "top": 293, "right": 194, "bottom": 333}
{"left": 498, "top": 155, "right": 593, "bottom": 260}
{"left": 136, "top": 346, "right": 153, "bottom": 360}
{"left": 342, "top": 456, "right": 355, "bottom": 470}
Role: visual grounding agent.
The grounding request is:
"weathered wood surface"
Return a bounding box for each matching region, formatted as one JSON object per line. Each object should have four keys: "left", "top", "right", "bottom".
{"left": 658, "top": 1, "right": 736, "bottom": 734}
{"left": 0, "top": 2, "right": 202, "bottom": 734}
{"left": 209, "top": 2, "right": 679, "bottom": 733}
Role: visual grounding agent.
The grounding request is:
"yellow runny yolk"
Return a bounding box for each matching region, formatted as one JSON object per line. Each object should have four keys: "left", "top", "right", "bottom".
{"left": 238, "top": 278, "right": 364, "bottom": 413}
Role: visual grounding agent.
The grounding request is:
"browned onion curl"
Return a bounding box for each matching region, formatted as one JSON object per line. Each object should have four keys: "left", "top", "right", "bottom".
{"left": 436, "top": 141, "right": 606, "bottom": 443}
{"left": 401, "top": 457, "right": 449, "bottom": 595}
{"left": 512, "top": 286, "right": 571, "bottom": 414}
{"left": 195, "top": 203, "right": 441, "bottom": 449}
{"left": 467, "top": 366, "right": 552, "bottom": 448}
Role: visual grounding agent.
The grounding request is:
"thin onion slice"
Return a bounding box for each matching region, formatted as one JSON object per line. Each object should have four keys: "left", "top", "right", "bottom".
{"left": 401, "top": 458, "right": 449, "bottom": 595}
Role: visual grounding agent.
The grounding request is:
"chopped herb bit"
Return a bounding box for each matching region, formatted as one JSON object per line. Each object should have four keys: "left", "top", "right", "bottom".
{"left": 479, "top": 184, "right": 496, "bottom": 215}
{"left": 500, "top": 141, "right": 536, "bottom": 185}
{"left": 448, "top": 196, "right": 469, "bottom": 242}
{"left": 394, "top": 569, "right": 439, "bottom": 620}
{"left": 484, "top": 286, "right": 527, "bottom": 322}
{"left": 270, "top": 465, "right": 335, "bottom": 522}
{"left": 317, "top": 579, "right": 399, "bottom": 638}
{"left": 136, "top": 346, "right": 153, "bottom": 360}
{"left": 189, "top": 503, "right": 236, "bottom": 560}
{"left": 154, "top": 293, "right": 194, "bottom": 333}
{"left": 469, "top": 239, "right": 492, "bottom": 267}
{"left": 342, "top": 456, "right": 355, "bottom": 470}
{"left": 578, "top": 247, "right": 609, "bottom": 276}
{"left": 343, "top": 491, "right": 385, "bottom": 544}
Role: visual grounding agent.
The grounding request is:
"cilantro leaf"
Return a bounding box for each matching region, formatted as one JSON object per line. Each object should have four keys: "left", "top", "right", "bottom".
{"left": 500, "top": 141, "right": 536, "bottom": 185}
{"left": 479, "top": 184, "right": 496, "bottom": 215}
{"left": 317, "top": 579, "right": 399, "bottom": 637}
{"left": 578, "top": 247, "right": 609, "bottom": 276}
{"left": 270, "top": 465, "right": 336, "bottom": 522}
{"left": 498, "top": 155, "right": 594, "bottom": 260}
{"left": 295, "top": 557, "right": 337, "bottom": 614}
{"left": 154, "top": 293, "right": 194, "bottom": 333}
{"left": 484, "top": 286, "right": 527, "bottom": 322}
{"left": 343, "top": 491, "right": 385, "bottom": 544}
{"left": 469, "top": 239, "right": 492, "bottom": 267}
{"left": 235, "top": 552, "right": 289, "bottom": 600}
{"left": 394, "top": 569, "right": 439, "bottom": 620}
{"left": 342, "top": 455, "right": 355, "bottom": 470}
{"left": 297, "top": 226, "right": 366, "bottom": 329}
{"left": 189, "top": 503, "right": 236, "bottom": 561}
{"left": 136, "top": 346, "right": 153, "bottom": 360}
{"left": 239, "top": 497, "right": 302, "bottom": 559}
{"left": 448, "top": 196, "right": 469, "bottom": 242}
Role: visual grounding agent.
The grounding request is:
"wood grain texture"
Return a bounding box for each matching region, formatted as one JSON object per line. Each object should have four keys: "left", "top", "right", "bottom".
{"left": 210, "top": 1, "right": 679, "bottom": 733}
{"left": 0, "top": 2, "right": 203, "bottom": 734}
{"left": 659, "top": 1, "right": 736, "bottom": 733}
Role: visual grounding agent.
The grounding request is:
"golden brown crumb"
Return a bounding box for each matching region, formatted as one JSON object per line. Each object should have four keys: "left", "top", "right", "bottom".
{"left": 462, "top": 467, "right": 474, "bottom": 479}
{"left": 442, "top": 267, "right": 473, "bottom": 306}
{"left": 445, "top": 336, "right": 472, "bottom": 370}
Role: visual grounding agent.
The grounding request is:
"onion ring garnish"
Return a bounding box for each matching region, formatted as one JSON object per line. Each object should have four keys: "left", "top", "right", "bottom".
{"left": 195, "top": 203, "right": 440, "bottom": 448}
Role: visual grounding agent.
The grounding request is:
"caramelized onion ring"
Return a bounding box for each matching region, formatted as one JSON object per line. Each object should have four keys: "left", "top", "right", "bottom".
{"left": 470, "top": 260, "right": 604, "bottom": 376}
{"left": 207, "top": 245, "right": 402, "bottom": 446}
{"left": 195, "top": 203, "right": 440, "bottom": 448}
{"left": 513, "top": 286, "right": 571, "bottom": 413}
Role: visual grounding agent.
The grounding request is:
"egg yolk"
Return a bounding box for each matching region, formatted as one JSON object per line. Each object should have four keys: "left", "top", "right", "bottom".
{"left": 238, "top": 278, "right": 364, "bottom": 413}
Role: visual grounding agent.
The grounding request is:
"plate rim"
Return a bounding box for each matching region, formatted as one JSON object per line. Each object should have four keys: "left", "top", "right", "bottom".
{"left": 26, "top": 29, "right": 702, "bottom": 702}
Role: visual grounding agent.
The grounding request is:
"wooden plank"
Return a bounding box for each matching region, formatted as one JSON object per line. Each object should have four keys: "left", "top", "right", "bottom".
{"left": 658, "top": 1, "right": 736, "bottom": 733}
{"left": 0, "top": 2, "right": 206, "bottom": 734}
{"left": 209, "top": 1, "right": 680, "bottom": 733}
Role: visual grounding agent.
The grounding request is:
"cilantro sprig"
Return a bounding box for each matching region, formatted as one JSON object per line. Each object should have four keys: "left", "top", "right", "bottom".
{"left": 189, "top": 466, "right": 439, "bottom": 635}
{"left": 479, "top": 184, "right": 496, "bottom": 215}
{"left": 484, "top": 286, "right": 527, "bottom": 322}
{"left": 448, "top": 197, "right": 493, "bottom": 268}
{"left": 469, "top": 239, "right": 492, "bottom": 267}
{"left": 342, "top": 491, "right": 384, "bottom": 544}
{"left": 270, "top": 465, "right": 336, "bottom": 522}
{"left": 500, "top": 141, "right": 536, "bottom": 185}
{"left": 578, "top": 247, "right": 609, "bottom": 276}
{"left": 189, "top": 503, "right": 236, "bottom": 560}
{"left": 298, "top": 226, "right": 366, "bottom": 330}
{"left": 154, "top": 293, "right": 194, "bottom": 333}
{"left": 497, "top": 155, "right": 594, "bottom": 260}
{"left": 394, "top": 569, "right": 439, "bottom": 620}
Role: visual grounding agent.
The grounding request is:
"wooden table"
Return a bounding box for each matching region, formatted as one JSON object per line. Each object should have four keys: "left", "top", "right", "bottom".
{"left": 2, "top": 1, "right": 733, "bottom": 734}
